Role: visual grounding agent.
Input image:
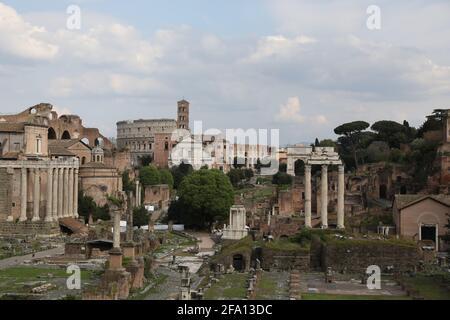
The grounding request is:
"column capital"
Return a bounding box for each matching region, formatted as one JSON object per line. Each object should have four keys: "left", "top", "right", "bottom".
{"left": 338, "top": 165, "right": 345, "bottom": 173}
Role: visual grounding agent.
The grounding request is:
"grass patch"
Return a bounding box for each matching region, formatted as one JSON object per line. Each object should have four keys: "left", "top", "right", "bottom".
{"left": 204, "top": 273, "right": 247, "bottom": 300}
{"left": 263, "top": 240, "right": 308, "bottom": 252}
{"left": 302, "top": 293, "right": 411, "bottom": 300}
{"left": 402, "top": 274, "right": 450, "bottom": 300}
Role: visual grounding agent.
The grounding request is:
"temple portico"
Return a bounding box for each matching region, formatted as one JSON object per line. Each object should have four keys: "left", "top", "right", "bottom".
{"left": 286, "top": 146, "right": 345, "bottom": 229}
{"left": 0, "top": 158, "right": 79, "bottom": 224}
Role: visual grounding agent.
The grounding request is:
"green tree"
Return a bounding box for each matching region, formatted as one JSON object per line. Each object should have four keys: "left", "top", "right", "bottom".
{"left": 334, "top": 121, "right": 371, "bottom": 170}
{"left": 133, "top": 206, "right": 149, "bottom": 228}
{"left": 168, "top": 169, "right": 234, "bottom": 229}
{"left": 272, "top": 172, "right": 292, "bottom": 185}
{"left": 94, "top": 205, "right": 110, "bottom": 221}
{"left": 140, "top": 155, "right": 153, "bottom": 167}
{"left": 78, "top": 191, "right": 96, "bottom": 223}
{"left": 139, "top": 165, "right": 161, "bottom": 186}
{"left": 244, "top": 168, "right": 254, "bottom": 179}
{"left": 227, "top": 168, "right": 245, "bottom": 188}
{"left": 122, "top": 170, "right": 134, "bottom": 193}
{"left": 171, "top": 162, "right": 194, "bottom": 189}
{"left": 371, "top": 120, "right": 409, "bottom": 148}
{"left": 317, "top": 139, "right": 337, "bottom": 148}
{"left": 159, "top": 169, "right": 174, "bottom": 189}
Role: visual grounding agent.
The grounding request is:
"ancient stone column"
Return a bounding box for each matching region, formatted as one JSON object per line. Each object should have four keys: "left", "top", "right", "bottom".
{"left": 19, "top": 167, "right": 28, "bottom": 222}
{"left": 45, "top": 167, "right": 53, "bottom": 222}
{"left": 52, "top": 168, "right": 58, "bottom": 220}
{"left": 32, "top": 168, "right": 41, "bottom": 222}
{"left": 68, "top": 168, "right": 74, "bottom": 217}
{"left": 304, "top": 164, "right": 312, "bottom": 228}
{"left": 58, "top": 168, "right": 64, "bottom": 218}
{"left": 63, "top": 168, "right": 69, "bottom": 217}
{"left": 113, "top": 210, "right": 121, "bottom": 249}
{"left": 321, "top": 165, "right": 328, "bottom": 229}
{"left": 135, "top": 180, "right": 140, "bottom": 207}
{"left": 73, "top": 168, "right": 79, "bottom": 218}
{"left": 337, "top": 165, "right": 345, "bottom": 229}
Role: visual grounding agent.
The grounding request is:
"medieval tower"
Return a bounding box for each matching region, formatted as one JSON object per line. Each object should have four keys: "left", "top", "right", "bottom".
{"left": 177, "top": 99, "right": 190, "bottom": 130}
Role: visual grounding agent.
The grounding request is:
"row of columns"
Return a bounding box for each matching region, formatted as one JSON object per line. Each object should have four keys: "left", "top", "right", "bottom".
{"left": 304, "top": 164, "right": 345, "bottom": 229}
{"left": 19, "top": 167, "right": 79, "bottom": 223}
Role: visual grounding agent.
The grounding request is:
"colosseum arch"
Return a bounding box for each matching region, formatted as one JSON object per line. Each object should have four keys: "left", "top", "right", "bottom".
{"left": 61, "top": 130, "right": 71, "bottom": 140}
{"left": 48, "top": 127, "right": 57, "bottom": 140}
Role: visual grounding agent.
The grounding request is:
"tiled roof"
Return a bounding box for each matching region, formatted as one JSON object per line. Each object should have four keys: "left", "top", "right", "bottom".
{"left": 0, "top": 122, "right": 25, "bottom": 132}
{"left": 48, "top": 145, "right": 76, "bottom": 156}
{"left": 395, "top": 194, "right": 450, "bottom": 210}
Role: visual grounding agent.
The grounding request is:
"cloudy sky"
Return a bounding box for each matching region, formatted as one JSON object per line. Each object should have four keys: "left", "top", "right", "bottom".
{"left": 1, "top": 0, "right": 449, "bottom": 144}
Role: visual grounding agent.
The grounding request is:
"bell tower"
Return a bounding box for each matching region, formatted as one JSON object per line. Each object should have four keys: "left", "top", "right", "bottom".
{"left": 177, "top": 100, "right": 190, "bottom": 130}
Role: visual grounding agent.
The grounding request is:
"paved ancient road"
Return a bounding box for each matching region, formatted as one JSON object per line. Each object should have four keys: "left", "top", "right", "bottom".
{"left": 0, "top": 246, "right": 64, "bottom": 270}
{"left": 187, "top": 232, "right": 215, "bottom": 251}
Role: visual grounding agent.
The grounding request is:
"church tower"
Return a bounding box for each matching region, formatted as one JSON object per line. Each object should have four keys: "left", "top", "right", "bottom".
{"left": 177, "top": 100, "right": 190, "bottom": 130}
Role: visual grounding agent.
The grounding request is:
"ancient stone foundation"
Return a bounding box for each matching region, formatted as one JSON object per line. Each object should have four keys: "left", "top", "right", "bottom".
{"left": 0, "top": 221, "right": 60, "bottom": 237}
{"left": 322, "top": 241, "right": 421, "bottom": 273}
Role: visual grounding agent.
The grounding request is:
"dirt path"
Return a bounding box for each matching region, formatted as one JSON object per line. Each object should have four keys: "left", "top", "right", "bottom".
{"left": 187, "top": 232, "right": 215, "bottom": 251}
{"left": 0, "top": 246, "right": 64, "bottom": 270}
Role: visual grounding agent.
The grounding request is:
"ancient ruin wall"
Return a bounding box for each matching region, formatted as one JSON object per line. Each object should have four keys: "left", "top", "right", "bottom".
{"left": 322, "top": 240, "right": 420, "bottom": 273}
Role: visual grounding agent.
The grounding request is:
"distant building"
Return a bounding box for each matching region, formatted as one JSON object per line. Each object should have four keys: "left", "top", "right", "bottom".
{"left": 393, "top": 194, "right": 450, "bottom": 251}
{"left": 116, "top": 100, "right": 189, "bottom": 167}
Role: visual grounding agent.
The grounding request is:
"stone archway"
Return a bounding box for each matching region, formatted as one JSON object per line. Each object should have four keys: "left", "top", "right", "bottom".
{"left": 294, "top": 159, "right": 305, "bottom": 176}
{"left": 48, "top": 127, "right": 57, "bottom": 140}
{"left": 61, "top": 130, "right": 71, "bottom": 140}
{"left": 232, "top": 254, "right": 245, "bottom": 271}
{"left": 379, "top": 184, "right": 387, "bottom": 199}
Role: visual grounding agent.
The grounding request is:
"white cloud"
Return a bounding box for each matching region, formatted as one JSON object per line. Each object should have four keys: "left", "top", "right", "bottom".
{"left": 248, "top": 35, "right": 316, "bottom": 62}
{"left": 0, "top": 3, "right": 58, "bottom": 60}
{"left": 275, "top": 97, "right": 327, "bottom": 125}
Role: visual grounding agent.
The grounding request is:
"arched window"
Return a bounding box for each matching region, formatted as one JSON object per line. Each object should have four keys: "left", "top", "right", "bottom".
{"left": 61, "top": 131, "right": 71, "bottom": 140}
{"left": 165, "top": 142, "right": 169, "bottom": 151}
{"left": 81, "top": 157, "right": 86, "bottom": 165}
{"left": 48, "top": 127, "right": 57, "bottom": 140}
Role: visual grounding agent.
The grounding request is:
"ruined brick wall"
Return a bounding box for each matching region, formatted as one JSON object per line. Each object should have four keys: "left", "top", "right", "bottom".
{"left": 270, "top": 217, "right": 303, "bottom": 239}
{"left": 261, "top": 249, "right": 310, "bottom": 272}
{"left": 0, "top": 221, "right": 60, "bottom": 237}
{"left": 0, "top": 168, "right": 12, "bottom": 221}
{"left": 322, "top": 240, "right": 420, "bottom": 273}
{"left": 144, "top": 185, "right": 170, "bottom": 209}
{"left": 278, "top": 190, "right": 293, "bottom": 216}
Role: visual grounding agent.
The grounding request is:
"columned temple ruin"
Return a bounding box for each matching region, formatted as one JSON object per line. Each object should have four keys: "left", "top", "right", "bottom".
{"left": 0, "top": 104, "right": 85, "bottom": 236}
{"left": 286, "top": 146, "right": 345, "bottom": 229}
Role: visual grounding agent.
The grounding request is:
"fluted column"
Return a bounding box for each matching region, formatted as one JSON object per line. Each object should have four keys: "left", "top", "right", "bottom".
{"left": 135, "top": 180, "right": 139, "bottom": 207}
{"left": 63, "top": 168, "right": 69, "bottom": 217}
{"left": 321, "top": 165, "right": 328, "bottom": 229}
{"left": 337, "top": 165, "right": 345, "bottom": 229}
{"left": 68, "top": 168, "right": 74, "bottom": 217}
{"left": 32, "top": 168, "right": 41, "bottom": 221}
{"left": 52, "top": 168, "right": 58, "bottom": 220}
{"left": 19, "top": 167, "right": 28, "bottom": 222}
{"left": 304, "top": 165, "right": 312, "bottom": 228}
{"left": 45, "top": 167, "right": 53, "bottom": 222}
{"left": 58, "top": 168, "right": 64, "bottom": 218}
{"left": 73, "top": 168, "right": 79, "bottom": 218}
{"left": 113, "top": 210, "right": 121, "bottom": 249}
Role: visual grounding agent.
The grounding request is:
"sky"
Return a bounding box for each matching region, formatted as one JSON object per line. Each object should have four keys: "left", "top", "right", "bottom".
{"left": 1, "top": 0, "right": 449, "bottom": 145}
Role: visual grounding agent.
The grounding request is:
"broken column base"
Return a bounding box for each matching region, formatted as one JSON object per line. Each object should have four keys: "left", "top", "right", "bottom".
{"left": 126, "top": 257, "right": 146, "bottom": 290}
{"left": 108, "top": 248, "right": 125, "bottom": 271}
{"left": 122, "top": 242, "right": 136, "bottom": 260}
